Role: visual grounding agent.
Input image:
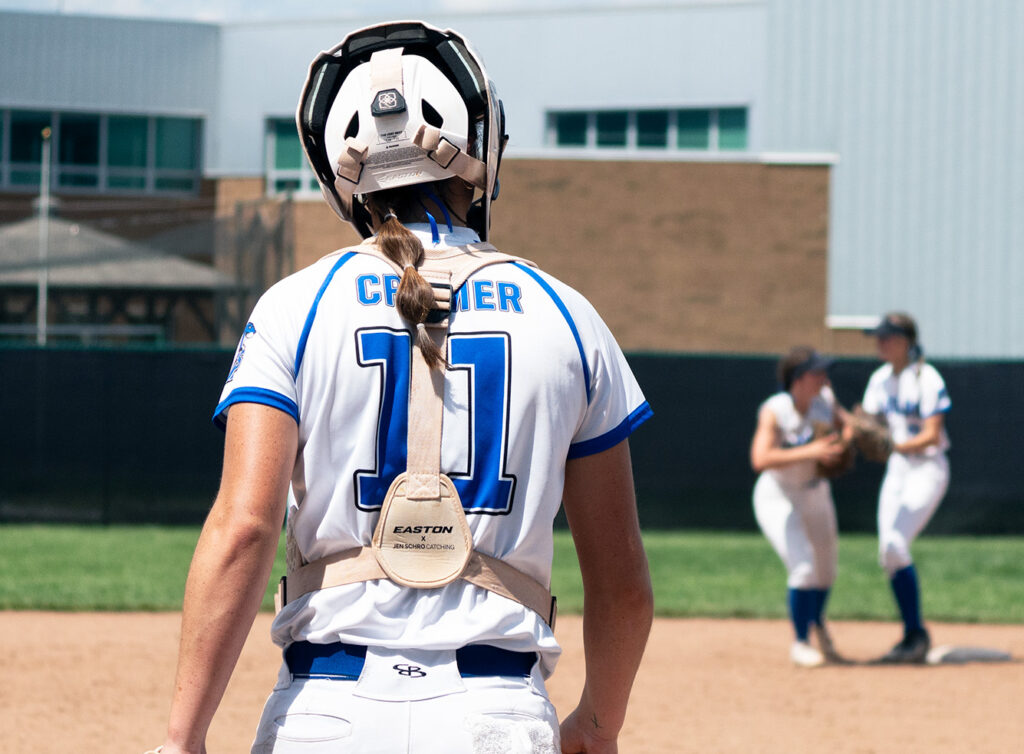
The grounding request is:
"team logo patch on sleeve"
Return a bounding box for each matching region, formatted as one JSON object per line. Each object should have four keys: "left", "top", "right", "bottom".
{"left": 226, "top": 322, "right": 257, "bottom": 382}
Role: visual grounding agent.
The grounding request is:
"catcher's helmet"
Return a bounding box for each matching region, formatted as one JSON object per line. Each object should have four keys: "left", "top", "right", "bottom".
{"left": 297, "top": 20, "right": 507, "bottom": 240}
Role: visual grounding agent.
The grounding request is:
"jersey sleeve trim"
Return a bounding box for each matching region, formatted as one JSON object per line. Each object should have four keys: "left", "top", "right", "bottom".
{"left": 567, "top": 401, "right": 653, "bottom": 459}
{"left": 923, "top": 387, "right": 952, "bottom": 418}
{"left": 512, "top": 262, "right": 592, "bottom": 404}
{"left": 212, "top": 387, "right": 300, "bottom": 430}
{"left": 294, "top": 251, "right": 358, "bottom": 377}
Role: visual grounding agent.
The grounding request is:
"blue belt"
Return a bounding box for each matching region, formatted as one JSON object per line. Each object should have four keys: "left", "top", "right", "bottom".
{"left": 285, "top": 640, "right": 537, "bottom": 680}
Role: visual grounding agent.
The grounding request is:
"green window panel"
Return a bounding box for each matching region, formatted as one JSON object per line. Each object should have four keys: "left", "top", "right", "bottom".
{"left": 155, "top": 176, "right": 197, "bottom": 192}
{"left": 10, "top": 110, "right": 51, "bottom": 163}
{"left": 58, "top": 173, "right": 99, "bottom": 188}
{"left": 108, "top": 116, "right": 148, "bottom": 168}
{"left": 155, "top": 117, "right": 198, "bottom": 170}
{"left": 595, "top": 110, "right": 628, "bottom": 147}
{"left": 677, "top": 109, "right": 710, "bottom": 149}
{"left": 718, "top": 107, "right": 747, "bottom": 150}
{"left": 107, "top": 175, "right": 146, "bottom": 190}
{"left": 59, "top": 114, "right": 100, "bottom": 166}
{"left": 273, "top": 177, "right": 302, "bottom": 194}
{"left": 273, "top": 119, "right": 303, "bottom": 170}
{"left": 636, "top": 110, "right": 669, "bottom": 148}
{"left": 10, "top": 169, "right": 42, "bottom": 186}
{"left": 554, "top": 112, "right": 587, "bottom": 146}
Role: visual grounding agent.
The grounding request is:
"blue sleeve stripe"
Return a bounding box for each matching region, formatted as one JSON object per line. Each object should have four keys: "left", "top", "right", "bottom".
{"left": 294, "top": 252, "right": 358, "bottom": 376}
{"left": 512, "top": 262, "right": 592, "bottom": 404}
{"left": 212, "top": 387, "right": 300, "bottom": 431}
{"left": 567, "top": 401, "right": 653, "bottom": 459}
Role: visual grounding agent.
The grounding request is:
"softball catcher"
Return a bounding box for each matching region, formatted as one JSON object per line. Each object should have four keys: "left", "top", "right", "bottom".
{"left": 750, "top": 347, "right": 851, "bottom": 667}
{"left": 862, "top": 312, "right": 950, "bottom": 663}
{"left": 149, "top": 21, "right": 653, "bottom": 754}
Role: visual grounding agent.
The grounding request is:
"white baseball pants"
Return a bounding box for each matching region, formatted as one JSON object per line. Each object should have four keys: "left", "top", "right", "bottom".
{"left": 754, "top": 475, "right": 838, "bottom": 589}
{"left": 250, "top": 647, "right": 559, "bottom": 754}
{"left": 877, "top": 452, "right": 950, "bottom": 574}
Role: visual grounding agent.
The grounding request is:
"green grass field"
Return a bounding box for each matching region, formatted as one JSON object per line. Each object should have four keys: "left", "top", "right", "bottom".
{"left": 1, "top": 525, "right": 1022, "bottom": 622}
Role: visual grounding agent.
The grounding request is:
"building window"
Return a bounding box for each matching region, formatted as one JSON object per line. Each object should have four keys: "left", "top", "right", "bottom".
{"left": 154, "top": 117, "right": 201, "bottom": 191}
{"left": 677, "top": 109, "right": 711, "bottom": 149}
{"left": 595, "top": 111, "right": 628, "bottom": 148}
{"left": 266, "top": 118, "right": 319, "bottom": 197}
{"left": 0, "top": 109, "right": 202, "bottom": 195}
{"left": 57, "top": 114, "right": 100, "bottom": 188}
{"left": 547, "top": 106, "right": 748, "bottom": 153}
{"left": 553, "top": 112, "right": 588, "bottom": 147}
{"left": 9, "top": 110, "right": 51, "bottom": 186}
{"left": 718, "top": 107, "right": 748, "bottom": 150}
{"left": 636, "top": 110, "right": 669, "bottom": 148}
{"left": 107, "top": 115, "right": 148, "bottom": 190}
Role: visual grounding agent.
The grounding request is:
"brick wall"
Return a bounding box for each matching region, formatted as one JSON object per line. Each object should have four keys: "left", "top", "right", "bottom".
{"left": 205, "top": 161, "right": 880, "bottom": 358}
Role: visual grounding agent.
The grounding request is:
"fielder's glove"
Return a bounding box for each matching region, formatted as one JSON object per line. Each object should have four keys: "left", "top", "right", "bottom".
{"left": 849, "top": 405, "right": 893, "bottom": 463}
{"left": 812, "top": 421, "right": 856, "bottom": 479}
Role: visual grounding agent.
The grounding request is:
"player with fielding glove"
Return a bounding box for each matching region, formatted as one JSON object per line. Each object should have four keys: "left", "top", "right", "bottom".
{"left": 750, "top": 347, "right": 851, "bottom": 667}
{"left": 861, "top": 313, "right": 951, "bottom": 664}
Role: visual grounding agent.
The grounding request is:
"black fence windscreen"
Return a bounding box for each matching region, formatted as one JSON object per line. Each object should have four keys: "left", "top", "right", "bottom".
{"left": 2, "top": 348, "right": 1022, "bottom": 533}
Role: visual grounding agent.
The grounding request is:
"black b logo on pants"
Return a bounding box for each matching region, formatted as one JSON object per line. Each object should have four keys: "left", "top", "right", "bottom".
{"left": 394, "top": 664, "right": 427, "bottom": 678}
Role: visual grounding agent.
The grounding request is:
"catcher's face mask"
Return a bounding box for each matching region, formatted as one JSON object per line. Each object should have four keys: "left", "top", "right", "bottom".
{"left": 296, "top": 20, "right": 508, "bottom": 240}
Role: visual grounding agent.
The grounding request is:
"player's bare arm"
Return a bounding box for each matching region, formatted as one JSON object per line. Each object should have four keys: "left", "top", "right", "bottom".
{"left": 893, "top": 413, "right": 945, "bottom": 455}
{"left": 750, "top": 406, "right": 845, "bottom": 472}
{"left": 559, "top": 438, "right": 653, "bottom": 754}
{"left": 159, "top": 403, "right": 295, "bottom": 754}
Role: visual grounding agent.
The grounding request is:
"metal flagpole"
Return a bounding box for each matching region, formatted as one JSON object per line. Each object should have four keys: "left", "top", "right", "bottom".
{"left": 37, "top": 126, "right": 52, "bottom": 346}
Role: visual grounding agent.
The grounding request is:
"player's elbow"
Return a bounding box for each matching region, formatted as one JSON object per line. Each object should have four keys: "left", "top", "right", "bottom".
{"left": 585, "top": 558, "right": 654, "bottom": 620}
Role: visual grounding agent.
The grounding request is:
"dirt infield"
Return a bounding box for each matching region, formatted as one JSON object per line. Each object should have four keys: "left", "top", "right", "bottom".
{"left": 1, "top": 613, "right": 1019, "bottom": 753}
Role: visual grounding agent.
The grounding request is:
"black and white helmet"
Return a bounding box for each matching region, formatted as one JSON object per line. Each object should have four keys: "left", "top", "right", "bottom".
{"left": 297, "top": 21, "right": 507, "bottom": 240}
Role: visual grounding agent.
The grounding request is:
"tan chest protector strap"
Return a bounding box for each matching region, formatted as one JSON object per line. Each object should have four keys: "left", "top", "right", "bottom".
{"left": 278, "top": 546, "right": 556, "bottom": 628}
{"left": 370, "top": 326, "right": 475, "bottom": 588}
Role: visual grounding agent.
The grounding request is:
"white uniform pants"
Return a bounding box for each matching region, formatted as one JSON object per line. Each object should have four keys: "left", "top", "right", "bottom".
{"left": 754, "top": 474, "right": 838, "bottom": 589}
{"left": 878, "top": 452, "right": 949, "bottom": 574}
{"left": 250, "top": 648, "right": 559, "bottom": 754}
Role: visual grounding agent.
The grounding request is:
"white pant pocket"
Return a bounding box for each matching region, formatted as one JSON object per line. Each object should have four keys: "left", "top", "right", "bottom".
{"left": 252, "top": 712, "right": 354, "bottom": 753}
{"left": 464, "top": 711, "right": 558, "bottom": 754}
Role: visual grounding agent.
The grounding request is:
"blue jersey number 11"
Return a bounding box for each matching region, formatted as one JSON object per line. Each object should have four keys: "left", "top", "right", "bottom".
{"left": 354, "top": 328, "right": 516, "bottom": 515}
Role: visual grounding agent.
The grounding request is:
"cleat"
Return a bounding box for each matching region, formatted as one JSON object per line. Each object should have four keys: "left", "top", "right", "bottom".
{"left": 790, "top": 640, "right": 826, "bottom": 667}
{"left": 875, "top": 628, "right": 931, "bottom": 664}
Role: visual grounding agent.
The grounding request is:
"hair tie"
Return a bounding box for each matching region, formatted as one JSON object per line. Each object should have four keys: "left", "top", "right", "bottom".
{"left": 384, "top": 212, "right": 398, "bottom": 221}
{"left": 416, "top": 322, "right": 427, "bottom": 333}
{"left": 403, "top": 263, "right": 415, "bottom": 272}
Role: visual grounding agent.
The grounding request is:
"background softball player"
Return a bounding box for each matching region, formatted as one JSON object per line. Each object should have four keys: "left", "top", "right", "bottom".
{"left": 150, "top": 20, "right": 653, "bottom": 754}
{"left": 862, "top": 312, "right": 951, "bottom": 663}
{"left": 749, "top": 347, "right": 850, "bottom": 667}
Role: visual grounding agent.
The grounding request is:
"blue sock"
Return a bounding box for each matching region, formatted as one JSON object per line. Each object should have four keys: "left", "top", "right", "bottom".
{"left": 890, "top": 565, "right": 923, "bottom": 634}
{"left": 810, "top": 588, "right": 830, "bottom": 626}
{"left": 788, "top": 588, "right": 816, "bottom": 641}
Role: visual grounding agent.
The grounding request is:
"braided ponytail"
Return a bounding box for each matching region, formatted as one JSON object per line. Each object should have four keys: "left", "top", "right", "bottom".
{"left": 375, "top": 208, "right": 446, "bottom": 369}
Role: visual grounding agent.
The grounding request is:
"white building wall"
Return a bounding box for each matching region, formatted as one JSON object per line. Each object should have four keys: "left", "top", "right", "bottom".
{"left": 764, "top": 0, "right": 1024, "bottom": 357}
{"left": 0, "top": 12, "right": 218, "bottom": 115}
{"left": 213, "top": 3, "right": 767, "bottom": 174}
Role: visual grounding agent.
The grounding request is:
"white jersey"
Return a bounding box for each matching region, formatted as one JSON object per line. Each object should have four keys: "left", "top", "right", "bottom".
{"left": 758, "top": 386, "right": 836, "bottom": 490}
{"left": 215, "top": 224, "right": 651, "bottom": 678}
{"left": 861, "top": 362, "right": 950, "bottom": 456}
